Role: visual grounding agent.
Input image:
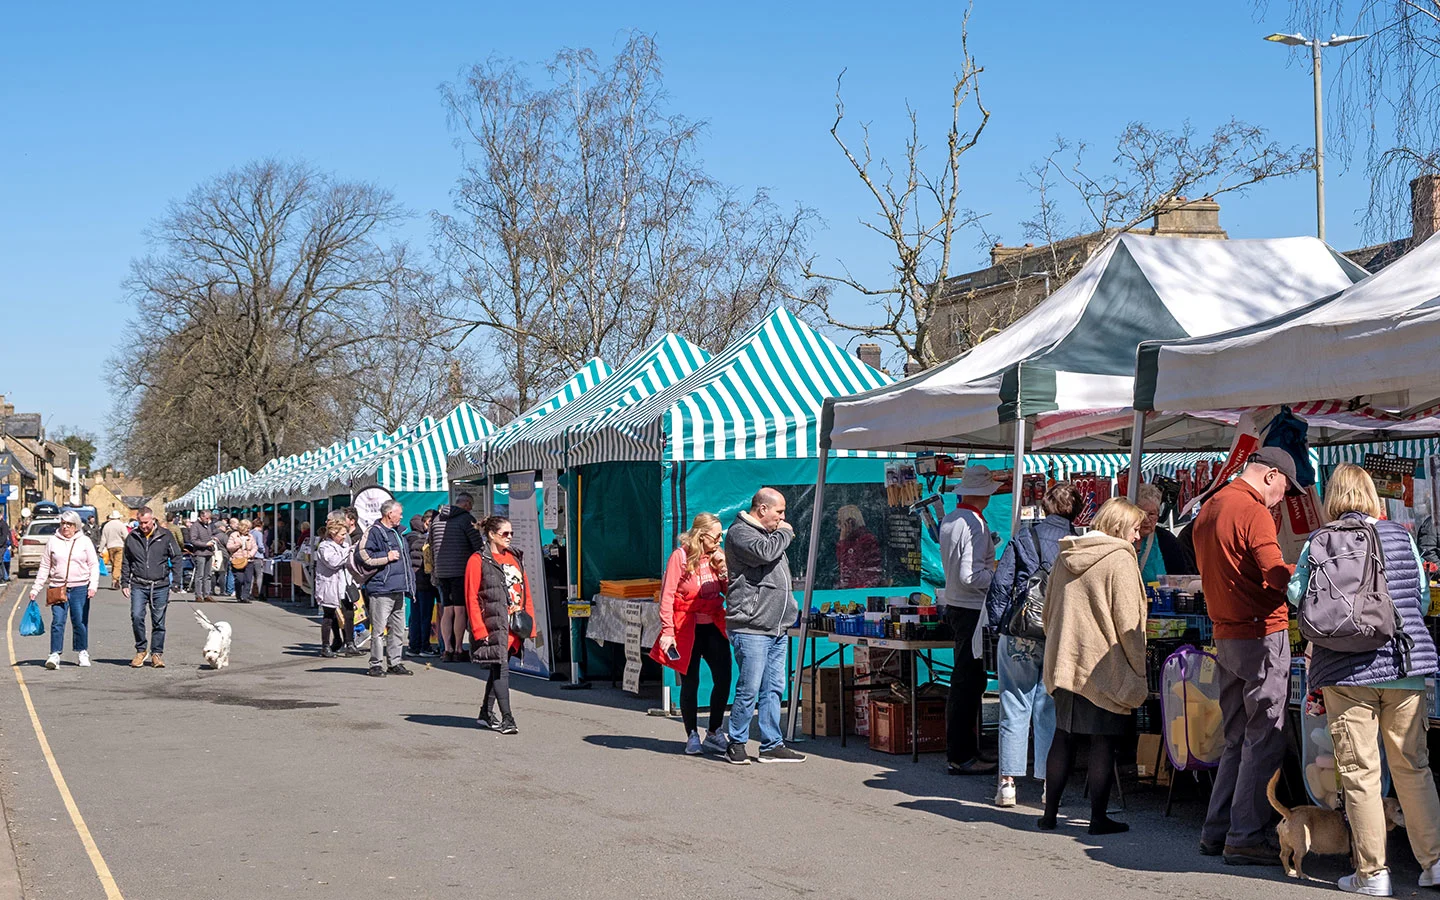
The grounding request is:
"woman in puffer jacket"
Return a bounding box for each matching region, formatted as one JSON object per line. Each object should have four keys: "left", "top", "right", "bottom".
{"left": 1289, "top": 463, "right": 1440, "bottom": 897}
{"left": 463, "top": 515, "right": 535, "bottom": 736}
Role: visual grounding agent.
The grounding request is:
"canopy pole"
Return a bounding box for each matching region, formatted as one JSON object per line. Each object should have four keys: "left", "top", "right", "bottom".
{"left": 1010, "top": 418, "right": 1028, "bottom": 540}
{"left": 1126, "top": 410, "right": 1145, "bottom": 502}
{"left": 784, "top": 439, "right": 831, "bottom": 743}
{"left": 289, "top": 501, "right": 297, "bottom": 603}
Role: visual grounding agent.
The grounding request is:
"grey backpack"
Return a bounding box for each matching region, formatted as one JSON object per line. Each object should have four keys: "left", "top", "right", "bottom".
{"left": 1298, "top": 518, "right": 1398, "bottom": 652}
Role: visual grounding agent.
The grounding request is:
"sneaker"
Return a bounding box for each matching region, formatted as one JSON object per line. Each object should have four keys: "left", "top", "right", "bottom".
{"left": 724, "top": 742, "right": 750, "bottom": 766}
{"left": 418, "top": 649, "right": 438, "bottom": 658}
{"left": 77, "top": 651, "right": 91, "bottom": 668}
{"left": 44, "top": 653, "right": 59, "bottom": 670}
{"left": 497, "top": 717, "right": 519, "bottom": 735}
{"left": 367, "top": 666, "right": 387, "bottom": 678}
{"left": 130, "top": 651, "right": 148, "bottom": 668}
{"left": 320, "top": 647, "right": 337, "bottom": 659}
{"left": 150, "top": 654, "right": 165, "bottom": 668}
{"left": 387, "top": 664, "right": 413, "bottom": 676}
{"left": 701, "top": 731, "right": 730, "bottom": 755}
{"left": 1340, "top": 870, "right": 1393, "bottom": 896}
{"left": 684, "top": 731, "right": 704, "bottom": 755}
{"left": 1420, "top": 859, "right": 1440, "bottom": 888}
{"left": 757, "top": 746, "right": 807, "bottom": 764}
{"left": 995, "top": 780, "right": 1017, "bottom": 807}
{"left": 476, "top": 709, "right": 495, "bottom": 730}
{"left": 1223, "top": 843, "right": 1282, "bottom": 866}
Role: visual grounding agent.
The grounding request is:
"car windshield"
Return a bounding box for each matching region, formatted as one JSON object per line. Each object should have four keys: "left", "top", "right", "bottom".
{"left": 26, "top": 522, "right": 60, "bottom": 537}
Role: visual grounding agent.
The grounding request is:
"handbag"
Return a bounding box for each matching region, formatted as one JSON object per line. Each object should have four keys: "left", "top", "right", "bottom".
{"left": 1002, "top": 527, "right": 1051, "bottom": 640}
{"left": 46, "top": 540, "right": 78, "bottom": 606}
{"left": 508, "top": 608, "right": 534, "bottom": 640}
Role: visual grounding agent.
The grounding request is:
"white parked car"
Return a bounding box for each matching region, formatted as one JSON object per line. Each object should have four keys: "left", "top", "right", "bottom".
{"left": 17, "top": 517, "right": 62, "bottom": 579}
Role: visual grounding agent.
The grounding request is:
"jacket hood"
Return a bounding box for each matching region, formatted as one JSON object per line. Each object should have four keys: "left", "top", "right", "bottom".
{"left": 1057, "top": 532, "right": 1137, "bottom": 576}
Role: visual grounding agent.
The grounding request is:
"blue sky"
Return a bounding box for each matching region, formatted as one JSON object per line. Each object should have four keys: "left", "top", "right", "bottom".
{"left": 0, "top": 1, "right": 1388, "bottom": 460}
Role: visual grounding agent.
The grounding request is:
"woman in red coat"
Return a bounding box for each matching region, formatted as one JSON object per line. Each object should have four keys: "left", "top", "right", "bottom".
{"left": 652, "top": 513, "right": 731, "bottom": 755}
{"left": 464, "top": 515, "right": 536, "bottom": 735}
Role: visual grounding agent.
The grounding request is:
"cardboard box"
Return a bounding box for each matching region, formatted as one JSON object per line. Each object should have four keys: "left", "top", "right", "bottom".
{"left": 853, "top": 647, "right": 904, "bottom": 682}
{"left": 853, "top": 690, "right": 871, "bottom": 736}
{"left": 803, "top": 665, "right": 854, "bottom": 706}
{"left": 1136, "top": 734, "right": 1172, "bottom": 786}
{"left": 798, "top": 701, "right": 855, "bottom": 738}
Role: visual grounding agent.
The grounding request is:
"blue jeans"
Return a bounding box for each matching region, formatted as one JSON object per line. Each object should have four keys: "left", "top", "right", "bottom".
{"left": 727, "top": 632, "right": 789, "bottom": 751}
{"left": 997, "top": 635, "right": 1056, "bottom": 778}
{"left": 131, "top": 581, "right": 171, "bottom": 653}
{"left": 50, "top": 586, "right": 89, "bottom": 655}
{"left": 408, "top": 583, "right": 436, "bottom": 653}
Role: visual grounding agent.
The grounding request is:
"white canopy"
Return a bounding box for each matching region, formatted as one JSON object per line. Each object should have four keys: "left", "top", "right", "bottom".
{"left": 1136, "top": 230, "right": 1440, "bottom": 416}
{"left": 825, "top": 234, "right": 1366, "bottom": 453}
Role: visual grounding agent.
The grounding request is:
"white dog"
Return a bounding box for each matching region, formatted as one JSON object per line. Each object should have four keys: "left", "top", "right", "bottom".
{"left": 194, "top": 610, "right": 232, "bottom": 669}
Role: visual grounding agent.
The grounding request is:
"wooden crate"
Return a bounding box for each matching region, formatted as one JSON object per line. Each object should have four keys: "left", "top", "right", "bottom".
{"left": 868, "top": 696, "right": 946, "bottom": 755}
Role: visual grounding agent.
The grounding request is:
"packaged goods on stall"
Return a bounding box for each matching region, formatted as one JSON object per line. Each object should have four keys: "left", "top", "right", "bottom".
{"left": 852, "top": 690, "right": 872, "bottom": 736}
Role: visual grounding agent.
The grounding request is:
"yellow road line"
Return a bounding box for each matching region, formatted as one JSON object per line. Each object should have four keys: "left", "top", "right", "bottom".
{"left": 6, "top": 587, "right": 124, "bottom": 900}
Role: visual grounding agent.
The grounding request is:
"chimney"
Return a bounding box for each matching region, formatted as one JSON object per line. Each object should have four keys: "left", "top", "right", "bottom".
{"left": 855, "top": 343, "right": 883, "bottom": 371}
{"left": 1412, "top": 174, "right": 1440, "bottom": 246}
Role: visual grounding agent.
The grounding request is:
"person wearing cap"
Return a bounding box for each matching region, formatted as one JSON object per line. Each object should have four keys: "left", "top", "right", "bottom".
{"left": 1192, "top": 448, "right": 1299, "bottom": 865}
{"left": 939, "top": 464, "right": 1001, "bottom": 776}
{"left": 100, "top": 510, "right": 128, "bottom": 590}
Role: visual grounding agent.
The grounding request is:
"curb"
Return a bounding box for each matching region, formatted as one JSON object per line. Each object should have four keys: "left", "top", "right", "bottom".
{"left": 0, "top": 581, "right": 26, "bottom": 898}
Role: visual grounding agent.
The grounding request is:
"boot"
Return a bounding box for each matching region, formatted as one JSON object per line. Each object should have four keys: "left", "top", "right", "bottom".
{"left": 342, "top": 642, "right": 362, "bottom": 657}
{"left": 320, "top": 647, "right": 337, "bottom": 659}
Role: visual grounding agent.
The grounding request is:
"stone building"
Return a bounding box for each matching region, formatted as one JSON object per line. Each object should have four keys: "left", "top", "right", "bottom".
{"left": 1345, "top": 174, "right": 1440, "bottom": 273}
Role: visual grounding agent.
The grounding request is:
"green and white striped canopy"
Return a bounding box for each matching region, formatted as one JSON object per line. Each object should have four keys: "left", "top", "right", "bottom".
{"left": 351, "top": 403, "right": 496, "bottom": 492}
{"left": 971, "top": 451, "right": 1225, "bottom": 478}
{"left": 1313, "top": 439, "right": 1440, "bottom": 470}
{"left": 564, "top": 309, "right": 892, "bottom": 464}
{"left": 448, "top": 358, "right": 613, "bottom": 480}
{"left": 304, "top": 428, "right": 412, "bottom": 498}
{"left": 486, "top": 336, "right": 709, "bottom": 475}
{"left": 167, "top": 466, "right": 254, "bottom": 512}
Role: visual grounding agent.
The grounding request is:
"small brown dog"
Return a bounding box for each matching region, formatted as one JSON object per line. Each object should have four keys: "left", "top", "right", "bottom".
{"left": 1267, "top": 769, "right": 1406, "bottom": 879}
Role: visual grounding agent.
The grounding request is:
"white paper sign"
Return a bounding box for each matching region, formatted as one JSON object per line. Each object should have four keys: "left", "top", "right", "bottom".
{"left": 542, "top": 470, "right": 559, "bottom": 531}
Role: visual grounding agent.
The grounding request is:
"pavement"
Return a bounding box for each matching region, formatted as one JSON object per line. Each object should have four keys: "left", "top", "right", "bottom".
{"left": 0, "top": 580, "right": 1424, "bottom": 899}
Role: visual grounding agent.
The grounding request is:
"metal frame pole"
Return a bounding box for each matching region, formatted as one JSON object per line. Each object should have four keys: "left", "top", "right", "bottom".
{"left": 1312, "top": 37, "right": 1326, "bottom": 242}
{"left": 784, "top": 435, "right": 832, "bottom": 743}
{"left": 1127, "top": 410, "right": 1146, "bottom": 502}
{"left": 1010, "top": 418, "right": 1028, "bottom": 540}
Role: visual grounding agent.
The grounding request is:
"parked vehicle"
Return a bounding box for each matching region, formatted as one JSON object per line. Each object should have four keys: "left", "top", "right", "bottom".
{"left": 17, "top": 517, "right": 61, "bottom": 579}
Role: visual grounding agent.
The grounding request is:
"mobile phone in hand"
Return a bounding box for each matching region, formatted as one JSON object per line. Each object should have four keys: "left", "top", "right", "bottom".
{"left": 665, "top": 645, "right": 681, "bottom": 662}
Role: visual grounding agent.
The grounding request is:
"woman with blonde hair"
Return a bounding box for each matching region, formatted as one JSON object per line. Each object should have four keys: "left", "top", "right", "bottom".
{"left": 1038, "top": 497, "right": 1148, "bottom": 835}
{"left": 652, "top": 512, "right": 732, "bottom": 755}
{"left": 226, "top": 519, "right": 258, "bottom": 604}
{"left": 1289, "top": 463, "right": 1440, "bottom": 896}
{"left": 314, "top": 513, "right": 360, "bottom": 658}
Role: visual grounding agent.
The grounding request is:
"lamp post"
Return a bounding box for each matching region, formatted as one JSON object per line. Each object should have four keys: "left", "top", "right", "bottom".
{"left": 1264, "top": 31, "right": 1369, "bottom": 242}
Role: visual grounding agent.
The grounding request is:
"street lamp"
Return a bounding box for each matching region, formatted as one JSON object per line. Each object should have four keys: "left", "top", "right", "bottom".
{"left": 1264, "top": 31, "right": 1369, "bottom": 242}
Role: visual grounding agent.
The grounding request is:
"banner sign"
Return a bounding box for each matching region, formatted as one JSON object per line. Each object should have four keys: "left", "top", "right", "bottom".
{"left": 507, "top": 472, "right": 553, "bottom": 679}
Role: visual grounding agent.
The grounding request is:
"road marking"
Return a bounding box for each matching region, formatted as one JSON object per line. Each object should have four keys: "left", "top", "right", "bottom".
{"left": 6, "top": 586, "right": 125, "bottom": 900}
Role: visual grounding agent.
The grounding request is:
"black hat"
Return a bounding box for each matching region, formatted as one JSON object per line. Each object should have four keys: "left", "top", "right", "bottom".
{"left": 1246, "top": 449, "right": 1302, "bottom": 495}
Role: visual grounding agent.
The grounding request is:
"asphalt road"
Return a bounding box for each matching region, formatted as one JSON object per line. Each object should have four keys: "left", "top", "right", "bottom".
{"left": 0, "top": 580, "right": 1416, "bottom": 899}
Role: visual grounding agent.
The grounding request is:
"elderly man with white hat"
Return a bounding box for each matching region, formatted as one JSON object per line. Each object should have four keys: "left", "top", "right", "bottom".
{"left": 99, "top": 510, "right": 129, "bottom": 590}
{"left": 940, "top": 464, "right": 1001, "bottom": 776}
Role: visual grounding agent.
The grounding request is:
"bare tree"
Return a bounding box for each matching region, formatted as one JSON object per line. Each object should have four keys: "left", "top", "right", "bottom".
{"left": 1263, "top": 0, "right": 1440, "bottom": 235}
{"left": 433, "top": 34, "right": 814, "bottom": 411}
{"left": 792, "top": 16, "right": 990, "bottom": 370}
{"left": 112, "top": 159, "right": 414, "bottom": 489}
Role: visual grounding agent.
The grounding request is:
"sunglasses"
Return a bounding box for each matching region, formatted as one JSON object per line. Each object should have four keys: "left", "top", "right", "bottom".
{"left": 495, "top": 530, "right": 513, "bottom": 537}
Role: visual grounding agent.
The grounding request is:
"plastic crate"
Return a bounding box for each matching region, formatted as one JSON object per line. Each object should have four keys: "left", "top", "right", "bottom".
{"left": 869, "top": 696, "right": 946, "bottom": 754}
{"left": 1289, "top": 659, "right": 1308, "bottom": 707}
{"left": 1134, "top": 697, "right": 1163, "bottom": 734}
{"left": 1145, "top": 639, "right": 1188, "bottom": 694}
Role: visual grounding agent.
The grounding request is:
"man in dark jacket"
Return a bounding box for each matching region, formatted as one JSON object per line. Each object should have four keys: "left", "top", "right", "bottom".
{"left": 405, "top": 515, "right": 438, "bottom": 658}
{"left": 186, "top": 510, "right": 219, "bottom": 601}
{"left": 432, "top": 493, "right": 484, "bottom": 658}
{"left": 121, "top": 506, "right": 182, "bottom": 669}
{"left": 983, "top": 481, "right": 1080, "bottom": 807}
{"left": 722, "top": 487, "right": 806, "bottom": 765}
{"left": 358, "top": 500, "right": 415, "bottom": 677}
{"left": 1416, "top": 514, "right": 1440, "bottom": 567}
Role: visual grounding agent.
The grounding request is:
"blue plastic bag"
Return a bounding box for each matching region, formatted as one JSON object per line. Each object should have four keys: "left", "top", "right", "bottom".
{"left": 98, "top": 556, "right": 109, "bottom": 577}
{"left": 19, "top": 599, "right": 44, "bottom": 636}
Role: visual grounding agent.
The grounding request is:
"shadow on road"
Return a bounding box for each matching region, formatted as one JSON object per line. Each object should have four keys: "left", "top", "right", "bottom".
{"left": 403, "top": 713, "right": 480, "bottom": 729}
{"left": 581, "top": 733, "right": 706, "bottom": 758}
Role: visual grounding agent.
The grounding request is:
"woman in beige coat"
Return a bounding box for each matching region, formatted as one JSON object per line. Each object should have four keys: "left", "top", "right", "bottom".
{"left": 1038, "top": 498, "right": 1148, "bottom": 835}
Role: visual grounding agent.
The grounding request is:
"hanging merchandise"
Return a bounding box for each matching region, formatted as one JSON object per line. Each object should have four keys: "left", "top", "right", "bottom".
{"left": 1363, "top": 453, "right": 1419, "bottom": 504}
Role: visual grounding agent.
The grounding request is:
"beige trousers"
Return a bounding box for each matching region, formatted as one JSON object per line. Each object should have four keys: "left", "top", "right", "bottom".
{"left": 1324, "top": 685, "right": 1440, "bottom": 877}
{"left": 104, "top": 548, "right": 123, "bottom": 585}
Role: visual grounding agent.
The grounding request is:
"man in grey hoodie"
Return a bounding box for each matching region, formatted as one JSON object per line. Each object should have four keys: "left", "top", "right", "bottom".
{"left": 722, "top": 487, "right": 806, "bottom": 765}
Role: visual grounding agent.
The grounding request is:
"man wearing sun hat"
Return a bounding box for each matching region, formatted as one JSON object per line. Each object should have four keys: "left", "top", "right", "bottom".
{"left": 100, "top": 510, "right": 128, "bottom": 590}
{"left": 939, "top": 464, "right": 1002, "bottom": 775}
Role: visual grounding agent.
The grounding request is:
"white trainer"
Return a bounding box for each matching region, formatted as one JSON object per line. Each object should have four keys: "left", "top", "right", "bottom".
{"left": 995, "top": 780, "right": 1017, "bottom": 808}
{"left": 44, "top": 653, "right": 60, "bottom": 670}
{"left": 1420, "top": 860, "right": 1440, "bottom": 888}
{"left": 78, "top": 651, "right": 91, "bottom": 667}
{"left": 1340, "top": 870, "right": 1393, "bottom": 897}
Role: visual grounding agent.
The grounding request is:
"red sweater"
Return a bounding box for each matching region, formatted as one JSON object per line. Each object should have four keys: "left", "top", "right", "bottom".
{"left": 1192, "top": 480, "right": 1295, "bottom": 640}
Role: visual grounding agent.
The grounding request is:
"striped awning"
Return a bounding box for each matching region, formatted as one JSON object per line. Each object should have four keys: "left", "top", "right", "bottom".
{"left": 349, "top": 403, "right": 496, "bottom": 492}
{"left": 563, "top": 309, "right": 893, "bottom": 464}
{"left": 1313, "top": 439, "right": 1440, "bottom": 472}
{"left": 971, "top": 451, "right": 1226, "bottom": 478}
{"left": 448, "top": 358, "right": 613, "bottom": 481}
{"left": 303, "top": 428, "right": 412, "bottom": 498}
{"left": 486, "top": 335, "right": 710, "bottom": 475}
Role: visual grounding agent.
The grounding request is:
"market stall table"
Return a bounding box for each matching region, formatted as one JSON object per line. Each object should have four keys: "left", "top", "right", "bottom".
{"left": 787, "top": 629, "right": 953, "bottom": 763}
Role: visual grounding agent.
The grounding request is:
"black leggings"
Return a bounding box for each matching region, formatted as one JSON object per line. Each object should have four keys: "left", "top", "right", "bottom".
{"left": 680, "top": 623, "right": 732, "bottom": 734}
{"left": 481, "top": 662, "right": 512, "bottom": 718}
{"left": 322, "top": 606, "right": 347, "bottom": 650}
{"left": 1042, "top": 728, "right": 1119, "bottom": 827}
